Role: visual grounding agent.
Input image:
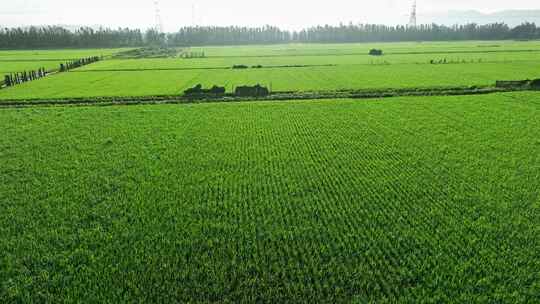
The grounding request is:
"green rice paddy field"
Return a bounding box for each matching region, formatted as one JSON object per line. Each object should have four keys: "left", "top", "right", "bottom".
{"left": 1, "top": 41, "right": 540, "bottom": 100}
{"left": 1, "top": 41, "right": 540, "bottom": 302}
{"left": 0, "top": 48, "right": 130, "bottom": 73}
{"left": 2, "top": 93, "right": 540, "bottom": 302}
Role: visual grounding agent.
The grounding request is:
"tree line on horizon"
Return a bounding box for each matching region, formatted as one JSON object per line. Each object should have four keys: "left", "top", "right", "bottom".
{"left": 1, "top": 23, "right": 539, "bottom": 49}
{"left": 0, "top": 27, "right": 143, "bottom": 49}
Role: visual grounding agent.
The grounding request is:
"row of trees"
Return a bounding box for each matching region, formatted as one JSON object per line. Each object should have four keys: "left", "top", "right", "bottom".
{"left": 293, "top": 23, "right": 540, "bottom": 43}
{"left": 1, "top": 23, "right": 539, "bottom": 49}
{"left": 59, "top": 56, "right": 101, "bottom": 72}
{"left": 2, "top": 56, "right": 102, "bottom": 88}
{"left": 0, "top": 26, "right": 143, "bottom": 49}
{"left": 4, "top": 68, "right": 48, "bottom": 87}
{"left": 167, "top": 26, "right": 291, "bottom": 46}
{"left": 167, "top": 23, "right": 540, "bottom": 45}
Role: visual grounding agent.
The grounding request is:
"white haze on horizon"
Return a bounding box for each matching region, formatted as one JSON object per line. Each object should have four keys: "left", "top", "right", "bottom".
{"left": 1, "top": 0, "right": 540, "bottom": 32}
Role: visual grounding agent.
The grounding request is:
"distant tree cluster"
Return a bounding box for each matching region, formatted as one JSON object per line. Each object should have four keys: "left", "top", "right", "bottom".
{"left": 235, "top": 84, "right": 270, "bottom": 97}
{"left": 144, "top": 29, "right": 167, "bottom": 46}
{"left": 59, "top": 56, "right": 101, "bottom": 72}
{"left": 184, "top": 84, "right": 226, "bottom": 96}
{"left": 4, "top": 68, "right": 47, "bottom": 87}
{"left": 0, "top": 26, "right": 143, "bottom": 49}
{"left": 293, "top": 23, "right": 540, "bottom": 43}
{"left": 369, "top": 49, "right": 383, "bottom": 56}
{"left": 167, "top": 23, "right": 540, "bottom": 46}
{"left": 167, "top": 26, "right": 290, "bottom": 46}
{"left": 114, "top": 47, "right": 179, "bottom": 59}
{"left": 1, "top": 23, "right": 540, "bottom": 49}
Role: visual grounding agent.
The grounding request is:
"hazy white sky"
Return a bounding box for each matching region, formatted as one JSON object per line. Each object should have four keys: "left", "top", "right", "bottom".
{"left": 1, "top": 0, "right": 539, "bottom": 31}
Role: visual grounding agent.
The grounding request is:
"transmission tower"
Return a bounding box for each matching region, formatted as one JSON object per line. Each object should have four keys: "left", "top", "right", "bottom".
{"left": 192, "top": 4, "right": 196, "bottom": 26}
{"left": 408, "top": 0, "right": 417, "bottom": 28}
{"left": 153, "top": 0, "right": 164, "bottom": 33}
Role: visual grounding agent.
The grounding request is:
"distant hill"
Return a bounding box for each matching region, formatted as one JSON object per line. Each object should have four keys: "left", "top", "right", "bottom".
{"left": 421, "top": 10, "right": 540, "bottom": 27}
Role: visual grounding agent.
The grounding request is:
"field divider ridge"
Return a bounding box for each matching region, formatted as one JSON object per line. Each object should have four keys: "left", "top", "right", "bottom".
{"left": 0, "top": 85, "right": 531, "bottom": 108}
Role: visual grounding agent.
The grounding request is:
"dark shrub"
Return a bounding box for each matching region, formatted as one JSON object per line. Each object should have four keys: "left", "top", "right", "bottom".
{"left": 209, "top": 85, "right": 226, "bottom": 95}
{"left": 184, "top": 84, "right": 226, "bottom": 96}
{"left": 235, "top": 84, "right": 270, "bottom": 97}
{"left": 369, "top": 49, "right": 383, "bottom": 56}
{"left": 530, "top": 79, "right": 540, "bottom": 87}
{"left": 184, "top": 84, "right": 203, "bottom": 95}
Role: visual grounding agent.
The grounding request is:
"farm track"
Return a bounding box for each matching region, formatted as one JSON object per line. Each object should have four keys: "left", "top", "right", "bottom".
{"left": 0, "top": 85, "right": 524, "bottom": 108}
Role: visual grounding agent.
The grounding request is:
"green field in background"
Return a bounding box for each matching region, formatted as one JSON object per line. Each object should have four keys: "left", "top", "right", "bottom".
{"left": 0, "top": 48, "right": 131, "bottom": 60}
{"left": 1, "top": 61, "right": 539, "bottom": 100}
{"left": 0, "top": 48, "right": 131, "bottom": 75}
{"left": 0, "top": 61, "right": 64, "bottom": 73}
{"left": 79, "top": 50, "right": 540, "bottom": 70}
{"left": 188, "top": 41, "right": 540, "bottom": 57}
{"left": 1, "top": 41, "right": 539, "bottom": 101}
